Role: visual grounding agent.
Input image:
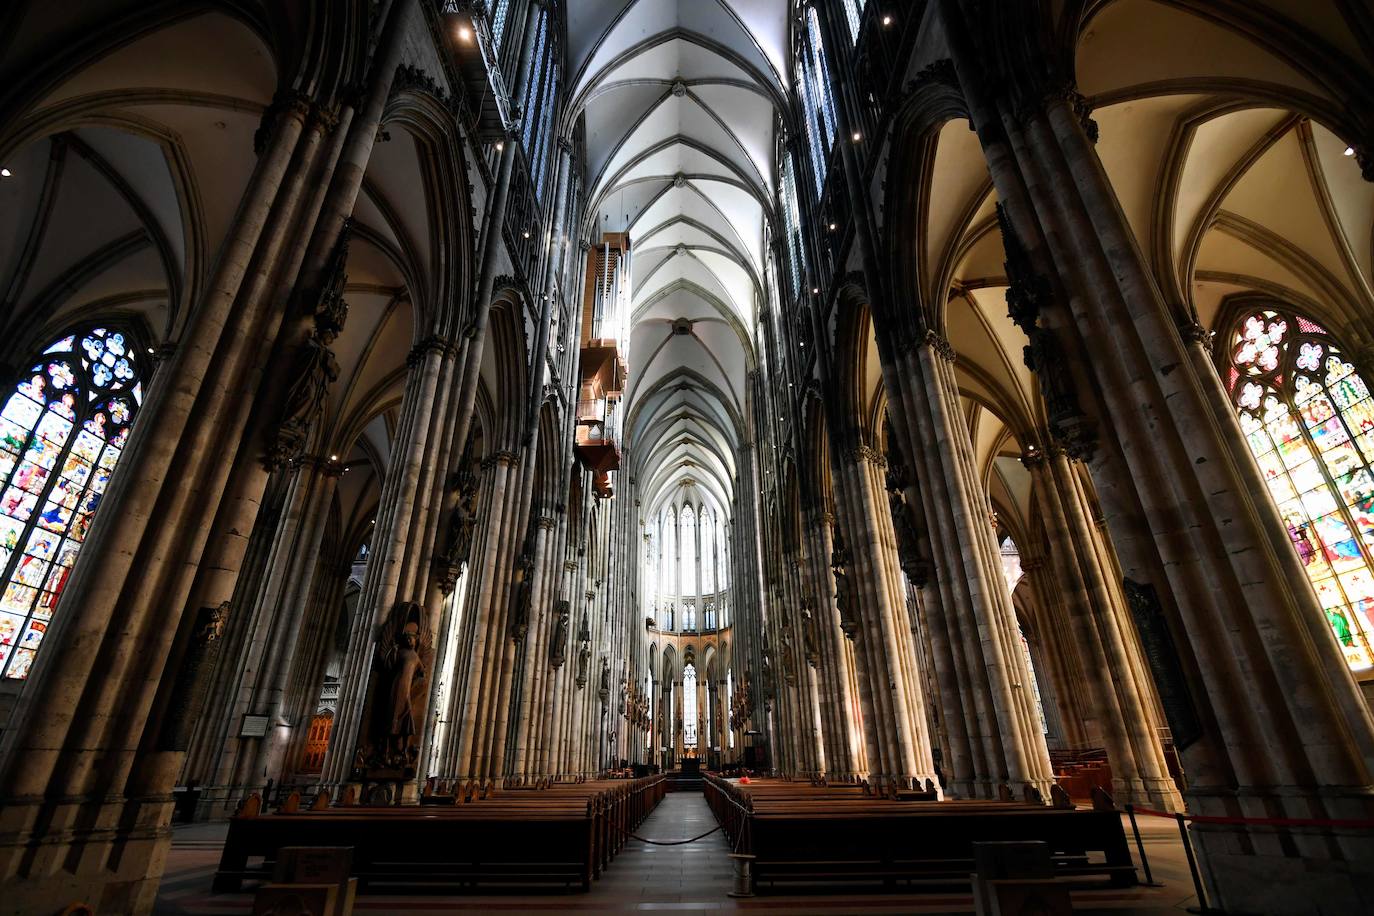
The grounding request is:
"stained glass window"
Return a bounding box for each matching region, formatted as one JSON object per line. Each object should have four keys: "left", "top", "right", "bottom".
{"left": 780, "top": 155, "right": 805, "bottom": 298}
{"left": 683, "top": 663, "right": 698, "bottom": 748}
{"left": 842, "top": 0, "right": 868, "bottom": 41}
{"left": 681, "top": 505, "right": 697, "bottom": 602}
{"left": 1224, "top": 307, "right": 1374, "bottom": 671}
{"left": 798, "top": 7, "right": 838, "bottom": 197}
{"left": 0, "top": 328, "right": 143, "bottom": 679}
{"left": 701, "top": 509, "right": 715, "bottom": 594}
{"left": 491, "top": 0, "right": 511, "bottom": 54}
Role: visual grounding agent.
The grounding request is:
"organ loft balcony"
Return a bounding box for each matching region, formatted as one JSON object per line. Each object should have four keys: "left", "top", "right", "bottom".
{"left": 575, "top": 232, "right": 630, "bottom": 494}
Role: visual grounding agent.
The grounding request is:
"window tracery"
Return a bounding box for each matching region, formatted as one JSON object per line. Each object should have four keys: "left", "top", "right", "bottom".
{"left": 0, "top": 328, "right": 144, "bottom": 679}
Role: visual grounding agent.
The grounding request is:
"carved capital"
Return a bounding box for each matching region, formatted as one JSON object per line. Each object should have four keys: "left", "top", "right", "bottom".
{"left": 481, "top": 449, "right": 520, "bottom": 469}
{"left": 1178, "top": 320, "right": 1215, "bottom": 354}
{"left": 407, "top": 334, "right": 453, "bottom": 367}
{"left": 923, "top": 330, "right": 956, "bottom": 362}
{"left": 848, "top": 444, "right": 886, "bottom": 467}
{"left": 254, "top": 89, "right": 312, "bottom": 155}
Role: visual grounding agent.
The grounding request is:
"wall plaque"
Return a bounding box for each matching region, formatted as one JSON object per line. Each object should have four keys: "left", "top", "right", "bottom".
{"left": 240, "top": 714, "right": 270, "bottom": 738}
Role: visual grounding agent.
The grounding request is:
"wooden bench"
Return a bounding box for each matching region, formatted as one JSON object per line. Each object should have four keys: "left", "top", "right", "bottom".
{"left": 214, "top": 775, "right": 665, "bottom": 894}
{"left": 704, "top": 774, "right": 1134, "bottom": 892}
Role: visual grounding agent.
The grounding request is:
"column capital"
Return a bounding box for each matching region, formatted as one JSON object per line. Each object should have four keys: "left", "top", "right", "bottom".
{"left": 481, "top": 449, "right": 520, "bottom": 469}
{"left": 1178, "top": 318, "right": 1215, "bottom": 353}
{"left": 407, "top": 333, "right": 454, "bottom": 367}
{"left": 922, "top": 329, "right": 957, "bottom": 362}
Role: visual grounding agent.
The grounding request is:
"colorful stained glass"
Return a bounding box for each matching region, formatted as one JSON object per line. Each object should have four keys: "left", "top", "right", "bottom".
{"left": 0, "top": 328, "right": 143, "bottom": 679}
{"left": 1226, "top": 307, "right": 1374, "bottom": 670}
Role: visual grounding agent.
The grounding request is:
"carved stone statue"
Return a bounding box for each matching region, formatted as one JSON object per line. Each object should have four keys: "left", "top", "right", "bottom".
{"left": 440, "top": 470, "right": 479, "bottom": 589}
{"left": 271, "top": 329, "right": 340, "bottom": 465}
{"left": 368, "top": 600, "right": 431, "bottom": 770}
{"left": 831, "top": 536, "right": 859, "bottom": 639}
{"left": 549, "top": 599, "right": 570, "bottom": 668}
{"left": 801, "top": 598, "right": 820, "bottom": 668}
{"left": 509, "top": 547, "right": 534, "bottom": 641}
{"left": 269, "top": 224, "right": 351, "bottom": 467}
{"left": 599, "top": 658, "right": 611, "bottom": 704}
{"left": 386, "top": 624, "right": 424, "bottom": 762}
{"left": 888, "top": 492, "right": 931, "bottom": 588}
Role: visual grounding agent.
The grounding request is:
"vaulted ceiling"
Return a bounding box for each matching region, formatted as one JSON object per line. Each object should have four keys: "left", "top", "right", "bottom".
{"left": 567, "top": 0, "right": 790, "bottom": 521}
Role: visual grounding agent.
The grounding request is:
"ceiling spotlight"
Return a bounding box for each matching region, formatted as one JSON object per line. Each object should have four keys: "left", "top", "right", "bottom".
{"left": 811, "top": 287, "right": 819, "bottom": 294}
{"left": 852, "top": 131, "right": 862, "bottom": 142}
{"left": 146, "top": 347, "right": 155, "bottom": 354}
{"left": 0, "top": 168, "right": 10, "bottom": 178}
{"left": 882, "top": 14, "right": 893, "bottom": 26}
{"left": 330, "top": 454, "right": 338, "bottom": 461}
{"left": 523, "top": 229, "right": 531, "bottom": 238}
{"left": 495, "top": 141, "right": 504, "bottom": 151}
{"left": 1345, "top": 146, "right": 1357, "bottom": 157}
{"left": 457, "top": 25, "right": 472, "bottom": 42}
{"left": 828, "top": 222, "right": 837, "bottom": 231}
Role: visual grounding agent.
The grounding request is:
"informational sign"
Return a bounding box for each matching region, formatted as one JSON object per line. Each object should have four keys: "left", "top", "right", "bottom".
{"left": 240, "top": 714, "right": 270, "bottom": 738}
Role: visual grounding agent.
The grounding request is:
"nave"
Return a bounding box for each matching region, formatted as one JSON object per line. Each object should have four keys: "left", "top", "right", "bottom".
{"left": 2, "top": 0, "right": 1374, "bottom": 914}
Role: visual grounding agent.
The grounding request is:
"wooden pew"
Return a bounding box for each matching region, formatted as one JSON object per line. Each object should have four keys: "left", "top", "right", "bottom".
{"left": 214, "top": 774, "right": 666, "bottom": 894}
{"left": 703, "top": 774, "right": 1134, "bottom": 892}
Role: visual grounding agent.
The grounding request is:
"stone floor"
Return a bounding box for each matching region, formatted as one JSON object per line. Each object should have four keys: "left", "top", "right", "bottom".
{"left": 153, "top": 792, "right": 1203, "bottom": 914}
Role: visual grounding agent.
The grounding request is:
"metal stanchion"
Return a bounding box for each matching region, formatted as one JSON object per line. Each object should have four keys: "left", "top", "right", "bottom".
{"left": 1125, "top": 804, "right": 1161, "bottom": 886}
{"left": 1176, "top": 812, "right": 1215, "bottom": 914}
{"left": 728, "top": 853, "right": 755, "bottom": 897}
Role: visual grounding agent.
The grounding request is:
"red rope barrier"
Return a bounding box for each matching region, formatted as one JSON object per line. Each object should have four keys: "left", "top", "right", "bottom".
{"left": 1130, "top": 806, "right": 1374, "bottom": 829}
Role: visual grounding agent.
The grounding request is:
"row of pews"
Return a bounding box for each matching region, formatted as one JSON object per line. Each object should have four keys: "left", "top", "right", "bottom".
{"left": 703, "top": 774, "right": 1135, "bottom": 893}
{"left": 213, "top": 774, "right": 666, "bottom": 893}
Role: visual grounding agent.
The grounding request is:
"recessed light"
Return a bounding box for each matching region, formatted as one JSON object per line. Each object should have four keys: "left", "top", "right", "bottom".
{"left": 1345, "top": 146, "right": 1357, "bottom": 157}
{"left": 0, "top": 168, "right": 11, "bottom": 178}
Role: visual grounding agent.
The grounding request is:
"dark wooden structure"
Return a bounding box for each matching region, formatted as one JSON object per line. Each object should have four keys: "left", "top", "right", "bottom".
{"left": 703, "top": 774, "right": 1134, "bottom": 892}
{"left": 214, "top": 775, "right": 665, "bottom": 893}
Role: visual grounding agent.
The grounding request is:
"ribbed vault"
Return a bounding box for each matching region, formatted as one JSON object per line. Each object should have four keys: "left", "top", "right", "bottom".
{"left": 569, "top": 0, "right": 787, "bottom": 521}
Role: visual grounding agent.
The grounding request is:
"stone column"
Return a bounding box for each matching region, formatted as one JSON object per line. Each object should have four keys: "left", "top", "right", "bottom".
{"left": 939, "top": 1, "right": 1374, "bottom": 905}
{"left": 1023, "top": 445, "right": 1183, "bottom": 810}
{"left": 884, "top": 332, "right": 1054, "bottom": 798}
{"left": 318, "top": 338, "right": 457, "bottom": 794}
{"left": 828, "top": 444, "right": 939, "bottom": 790}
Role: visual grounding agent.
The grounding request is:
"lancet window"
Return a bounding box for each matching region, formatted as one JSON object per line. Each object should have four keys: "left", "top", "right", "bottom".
{"left": 1224, "top": 306, "right": 1374, "bottom": 671}
{"left": 780, "top": 155, "right": 805, "bottom": 298}
{"left": 841, "top": 0, "right": 868, "bottom": 41}
{"left": 798, "top": 7, "right": 837, "bottom": 197}
{"left": 683, "top": 663, "right": 698, "bottom": 748}
{"left": 0, "top": 328, "right": 144, "bottom": 679}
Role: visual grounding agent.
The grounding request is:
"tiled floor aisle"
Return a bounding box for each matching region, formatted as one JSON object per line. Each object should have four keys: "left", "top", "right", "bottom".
{"left": 154, "top": 791, "right": 1200, "bottom": 915}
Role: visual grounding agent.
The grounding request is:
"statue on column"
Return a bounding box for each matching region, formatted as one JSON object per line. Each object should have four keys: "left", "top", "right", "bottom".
{"left": 549, "top": 599, "right": 570, "bottom": 668}
{"left": 801, "top": 597, "right": 820, "bottom": 668}
{"left": 509, "top": 545, "right": 534, "bottom": 641}
{"left": 576, "top": 613, "right": 591, "bottom": 688}
{"left": 268, "top": 222, "right": 351, "bottom": 467}
{"left": 439, "top": 464, "right": 479, "bottom": 591}
{"left": 367, "top": 600, "right": 432, "bottom": 771}
{"left": 831, "top": 534, "right": 859, "bottom": 639}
